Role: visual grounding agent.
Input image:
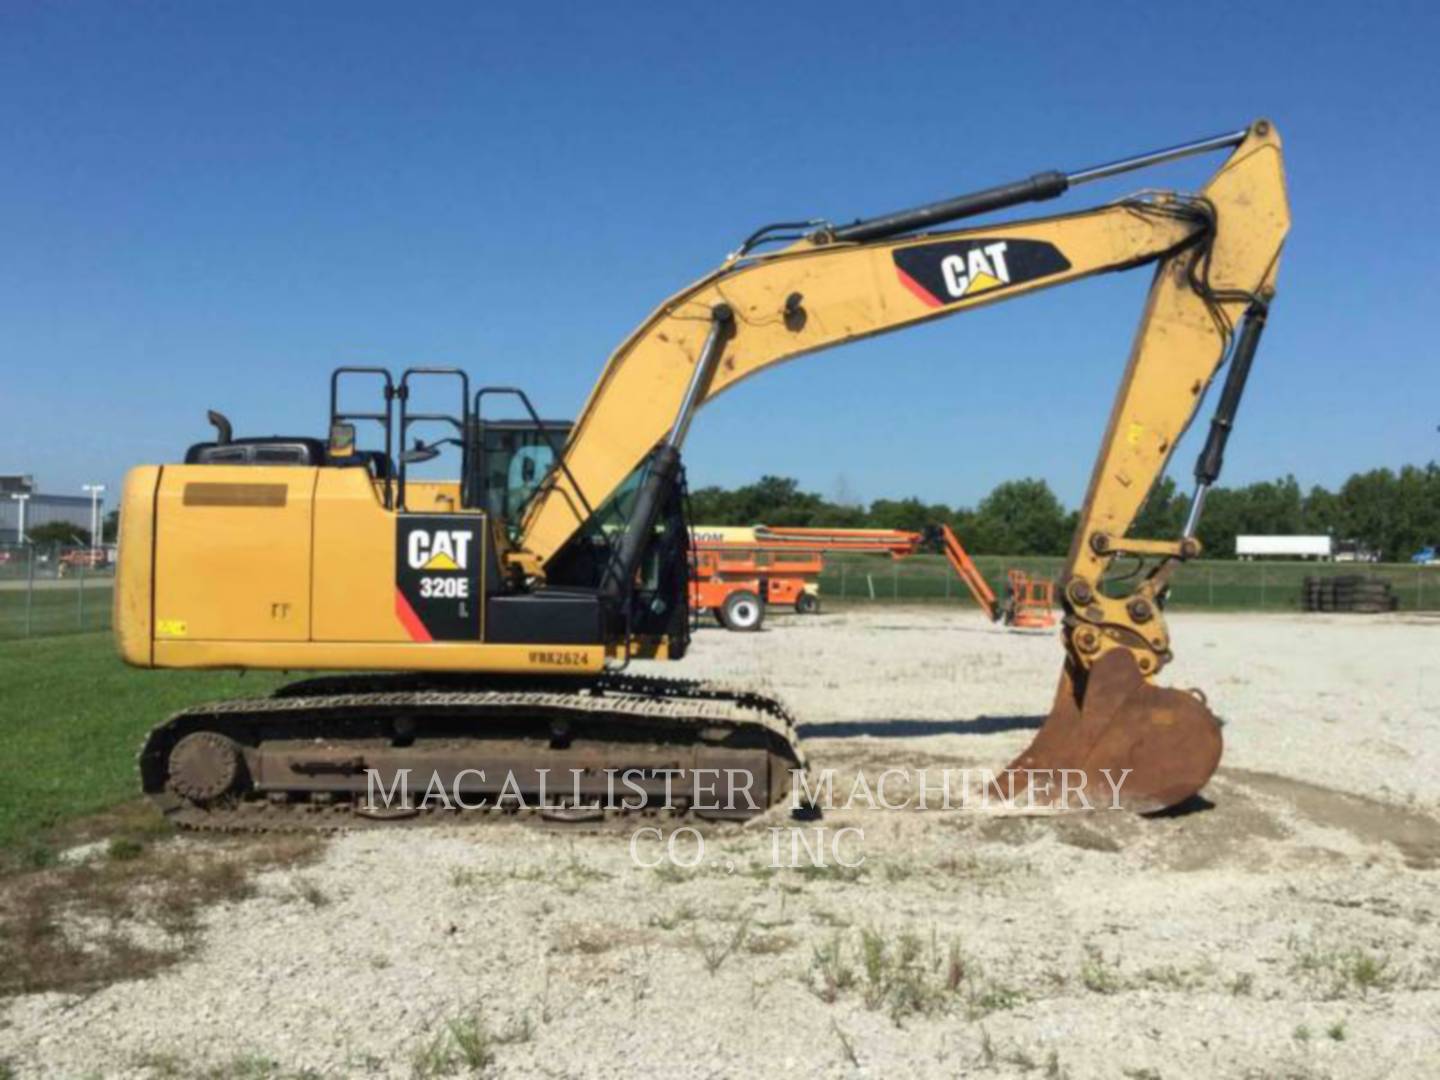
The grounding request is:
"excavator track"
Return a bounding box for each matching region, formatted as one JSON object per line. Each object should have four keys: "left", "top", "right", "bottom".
{"left": 138, "top": 673, "right": 808, "bottom": 833}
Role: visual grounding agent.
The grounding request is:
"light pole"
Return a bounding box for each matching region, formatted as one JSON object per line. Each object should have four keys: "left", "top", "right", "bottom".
{"left": 10, "top": 493, "right": 29, "bottom": 545}
{"left": 82, "top": 484, "right": 105, "bottom": 553}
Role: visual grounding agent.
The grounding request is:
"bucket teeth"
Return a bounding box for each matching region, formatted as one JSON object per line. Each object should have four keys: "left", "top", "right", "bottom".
{"left": 1003, "top": 649, "right": 1222, "bottom": 813}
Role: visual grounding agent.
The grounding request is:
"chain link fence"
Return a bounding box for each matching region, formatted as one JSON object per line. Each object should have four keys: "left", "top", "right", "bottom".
{"left": 0, "top": 544, "right": 114, "bottom": 640}
{"left": 816, "top": 554, "right": 1440, "bottom": 612}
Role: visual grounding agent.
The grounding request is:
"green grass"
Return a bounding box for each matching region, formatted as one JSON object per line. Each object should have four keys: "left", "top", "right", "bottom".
{"left": 817, "top": 554, "right": 1440, "bottom": 611}
{"left": 0, "top": 632, "right": 288, "bottom": 852}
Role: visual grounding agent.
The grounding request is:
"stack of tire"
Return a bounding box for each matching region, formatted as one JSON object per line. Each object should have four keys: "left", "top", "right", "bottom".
{"left": 1302, "top": 575, "right": 1399, "bottom": 614}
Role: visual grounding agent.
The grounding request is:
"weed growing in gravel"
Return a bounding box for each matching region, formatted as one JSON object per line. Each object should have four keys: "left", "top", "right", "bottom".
{"left": 1138, "top": 963, "right": 1205, "bottom": 991}
{"left": 410, "top": 1009, "right": 534, "bottom": 1077}
{"left": 1326, "top": 1020, "right": 1347, "bottom": 1041}
{"left": 967, "top": 1031, "right": 1059, "bottom": 1077}
{"left": 1228, "top": 972, "right": 1255, "bottom": 996}
{"left": 552, "top": 922, "right": 642, "bottom": 955}
{"left": 554, "top": 853, "right": 612, "bottom": 895}
{"left": 745, "top": 930, "right": 797, "bottom": 956}
{"left": 0, "top": 1058, "right": 16, "bottom": 1080}
{"left": 1343, "top": 952, "right": 1394, "bottom": 995}
{"left": 411, "top": 1024, "right": 473, "bottom": 1077}
{"left": 966, "top": 979, "right": 1025, "bottom": 1019}
{"left": 628, "top": 945, "right": 654, "bottom": 1014}
{"left": 694, "top": 917, "right": 751, "bottom": 975}
{"left": 809, "top": 934, "right": 856, "bottom": 1003}
{"left": 1293, "top": 1024, "right": 1311, "bottom": 1042}
{"left": 1287, "top": 937, "right": 1397, "bottom": 999}
{"left": 496, "top": 1015, "right": 536, "bottom": 1046}
{"left": 1079, "top": 944, "right": 1124, "bottom": 994}
{"left": 809, "top": 927, "right": 969, "bottom": 1025}
{"left": 976, "top": 1027, "right": 996, "bottom": 1068}
{"left": 108, "top": 837, "right": 145, "bottom": 861}
{"left": 647, "top": 903, "right": 697, "bottom": 931}
{"left": 831, "top": 1020, "right": 860, "bottom": 1067}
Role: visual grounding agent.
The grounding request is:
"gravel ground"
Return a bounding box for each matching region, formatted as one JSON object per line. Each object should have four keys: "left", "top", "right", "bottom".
{"left": 3, "top": 609, "right": 1439, "bottom": 1078}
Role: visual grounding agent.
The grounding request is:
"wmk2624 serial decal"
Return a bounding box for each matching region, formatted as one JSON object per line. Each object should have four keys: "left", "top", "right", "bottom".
{"left": 893, "top": 238, "right": 1071, "bottom": 308}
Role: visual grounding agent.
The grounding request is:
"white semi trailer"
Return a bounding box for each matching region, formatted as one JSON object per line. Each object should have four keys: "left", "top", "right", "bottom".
{"left": 1235, "top": 534, "right": 1333, "bottom": 560}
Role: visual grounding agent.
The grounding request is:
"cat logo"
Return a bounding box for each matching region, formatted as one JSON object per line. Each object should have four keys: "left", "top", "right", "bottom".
{"left": 891, "top": 238, "right": 1071, "bottom": 310}
{"left": 940, "top": 241, "right": 1011, "bottom": 299}
{"left": 407, "top": 529, "right": 472, "bottom": 572}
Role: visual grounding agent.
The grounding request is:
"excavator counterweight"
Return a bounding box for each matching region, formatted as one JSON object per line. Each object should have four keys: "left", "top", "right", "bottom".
{"left": 116, "top": 120, "right": 1290, "bottom": 826}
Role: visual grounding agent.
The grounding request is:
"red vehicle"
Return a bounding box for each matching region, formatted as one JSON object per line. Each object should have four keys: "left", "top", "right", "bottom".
{"left": 58, "top": 548, "right": 109, "bottom": 575}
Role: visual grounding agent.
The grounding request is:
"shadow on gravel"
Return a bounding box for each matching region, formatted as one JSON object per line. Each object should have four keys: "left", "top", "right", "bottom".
{"left": 796, "top": 715, "right": 1044, "bottom": 739}
{"left": 1143, "top": 793, "right": 1217, "bottom": 819}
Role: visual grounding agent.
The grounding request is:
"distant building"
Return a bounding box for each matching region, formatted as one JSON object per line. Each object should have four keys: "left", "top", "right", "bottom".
{"left": 0, "top": 475, "right": 96, "bottom": 544}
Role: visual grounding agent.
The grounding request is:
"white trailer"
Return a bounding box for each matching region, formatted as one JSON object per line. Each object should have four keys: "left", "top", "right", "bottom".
{"left": 1235, "top": 534, "right": 1333, "bottom": 561}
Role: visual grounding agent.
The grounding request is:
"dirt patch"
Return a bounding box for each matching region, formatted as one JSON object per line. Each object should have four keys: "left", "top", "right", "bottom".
{"left": 0, "top": 831, "right": 321, "bottom": 998}
{"left": 1053, "top": 819, "right": 1124, "bottom": 854}
{"left": 1227, "top": 767, "right": 1440, "bottom": 870}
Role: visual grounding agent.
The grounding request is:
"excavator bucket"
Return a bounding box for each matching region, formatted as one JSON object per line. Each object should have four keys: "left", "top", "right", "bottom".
{"left": 1000, "top": 650, "right": 1223, "bottom": 813}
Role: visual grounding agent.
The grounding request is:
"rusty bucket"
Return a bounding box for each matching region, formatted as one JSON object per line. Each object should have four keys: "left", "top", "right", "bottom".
{"left": 999, "top": 649, "right": 1222, "bottom": 813}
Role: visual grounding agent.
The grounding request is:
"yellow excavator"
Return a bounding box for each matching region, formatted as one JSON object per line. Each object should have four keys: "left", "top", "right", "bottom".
{"left": 115, "top": 120, "right": 1289, "bottom": 827}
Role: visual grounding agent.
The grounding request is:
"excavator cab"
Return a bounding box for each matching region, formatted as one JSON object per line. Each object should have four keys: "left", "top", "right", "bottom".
{"left": 474, "top": 420, "right": 570, "bottom": 523}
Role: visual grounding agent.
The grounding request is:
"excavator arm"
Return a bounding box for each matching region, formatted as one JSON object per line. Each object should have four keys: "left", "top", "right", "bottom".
{"left": 520, "top": 120, "right": 1290, "bottom": 811}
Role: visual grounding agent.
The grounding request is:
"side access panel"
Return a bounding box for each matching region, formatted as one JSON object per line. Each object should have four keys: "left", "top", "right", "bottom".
{"left": 153, "top": 467, "right": 317, "bottom": 642}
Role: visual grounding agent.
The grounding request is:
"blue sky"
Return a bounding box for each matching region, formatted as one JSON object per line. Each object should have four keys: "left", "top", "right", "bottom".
{"left": 3, "top": 1, "right": 1437, "bottom": 517}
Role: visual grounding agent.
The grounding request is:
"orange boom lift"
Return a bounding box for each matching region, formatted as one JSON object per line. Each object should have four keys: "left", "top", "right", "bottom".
{"left": 939, "top": 525, "right": 1056, "bottom": 629}
{"left": 690, "top": 525, "right": 923, "bottom": 630}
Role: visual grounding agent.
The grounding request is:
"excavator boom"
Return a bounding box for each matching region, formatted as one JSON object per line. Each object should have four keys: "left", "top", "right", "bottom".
{"left": 521, "top": 120, "right": 1290, "bottom": 811}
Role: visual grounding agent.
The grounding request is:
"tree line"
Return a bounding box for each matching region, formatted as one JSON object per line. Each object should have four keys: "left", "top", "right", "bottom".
{"left": 688, "top": 464, "right": 1440, "bottom": 561}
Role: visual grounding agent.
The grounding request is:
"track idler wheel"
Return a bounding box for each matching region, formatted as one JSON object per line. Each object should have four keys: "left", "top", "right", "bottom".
{"left": 1002, "top": 649, "right": 1222, "bottom": 814}
{"left": 168, "top": 731, "right": 244, "bottom": 804}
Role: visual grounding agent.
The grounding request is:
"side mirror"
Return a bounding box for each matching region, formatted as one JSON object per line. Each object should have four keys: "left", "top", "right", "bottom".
{"left": 328, "top": 421, "right": 357, "bottom": 458}
{"left": 401, "top": 439, "right": 440, "bottom": 465}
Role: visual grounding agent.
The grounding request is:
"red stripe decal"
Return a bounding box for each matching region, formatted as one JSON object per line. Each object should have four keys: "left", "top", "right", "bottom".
{"left": 394, "top": 588, "right": 433, "bottom": 642}
{"left": 895, "top": 267, "right": 943, "bottom": 309}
